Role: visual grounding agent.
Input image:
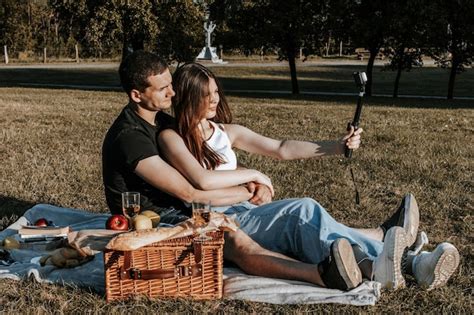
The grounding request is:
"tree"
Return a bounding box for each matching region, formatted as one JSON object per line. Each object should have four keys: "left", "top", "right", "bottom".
{"left": 382, "top": 0, "right": 427, "bottom": 97}
{"left": 426, "top": 0, "right": 474, "bottom": 99}
{"left": 152, "top": 1, "right": 204, "bottom": 64}
{"left": 51, "top": 0, "right": 204, "bottom": 62}
{"left": 1, "top": 0, "right": 36, "bottom": 54}
{"left": 51, "top": 0, "right": 119, "bottom": 57}
{"left": 0, "top": 2, "right": 6, "bottom": 46}
{"left": 333, "top": 0, "right": 397, "bottom": 96}
{"left": 118, "top": 0, "right": 158, "bottom": 60}
{"left": 211, "top": 0, "right": 327, "bottom": 95}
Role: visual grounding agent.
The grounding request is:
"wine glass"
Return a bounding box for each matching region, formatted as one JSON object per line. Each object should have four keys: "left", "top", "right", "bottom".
{"left": 122, "top": 192, "right": 140, "bottom": 220}
{"left": 192, "top": 201, "right": 212, "bottom": 242}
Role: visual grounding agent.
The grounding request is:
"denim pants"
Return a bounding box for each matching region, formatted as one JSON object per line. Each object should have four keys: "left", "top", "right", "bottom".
{"left": 214, "top": 198, "right": 383, "bottom": 264}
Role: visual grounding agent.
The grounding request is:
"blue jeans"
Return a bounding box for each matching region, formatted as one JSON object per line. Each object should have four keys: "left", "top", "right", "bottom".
{"left": 213, "top": 198, "right": 383, "bottom": 264}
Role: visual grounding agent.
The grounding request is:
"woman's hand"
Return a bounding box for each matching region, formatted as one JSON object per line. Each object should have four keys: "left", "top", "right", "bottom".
{"left": 250, "top": 170, "right": 274, "bottom": 196}
{"left": 341, "top": 125, "right": 363, "bottom": 151}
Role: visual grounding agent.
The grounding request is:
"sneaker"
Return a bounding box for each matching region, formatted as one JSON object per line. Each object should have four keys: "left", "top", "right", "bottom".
{"left": 408, "top": 231, "right": 429, "bottom": 255}
{"left": 373, "top": 226, "right": 408, "bottom": 290}
{"left": 381, "top": 193, "right": 419, "bottom": 247}
{"left": 412, "top": 242, "right": 460, "bottom": 290}
{"left": 319, "top": 238, "right": 362, "bottom": 290}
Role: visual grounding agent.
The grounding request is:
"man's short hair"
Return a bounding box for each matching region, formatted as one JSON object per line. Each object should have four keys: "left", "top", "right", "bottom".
{"left": 119, "top": 50, "right": 168, "bottom": 95}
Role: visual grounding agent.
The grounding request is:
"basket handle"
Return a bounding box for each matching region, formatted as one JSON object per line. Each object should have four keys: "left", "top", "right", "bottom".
{"left": 119, "top": 242, "right": 204, "bottom": 280}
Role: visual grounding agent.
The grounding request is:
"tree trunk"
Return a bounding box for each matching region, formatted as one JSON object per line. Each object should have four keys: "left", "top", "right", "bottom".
{"left": 393, "top": 49, "right": 405, "bottom": 98}
{"left": 393, "top": 65, "right": 402, "bottom": 98}
{"left": 447, "top": 57, "right": 458, "bottom": 99}
{"left": 287, "top": 48, "right": 299, "bottom": 95}
{"left": 131, "top": 37, "right": 144, "bottom": 51}
{"left": 121, "top": 40, "right": 130, "bottom": 61}
{"left": 365, "top": 47, "right": 379, "bottom": 96}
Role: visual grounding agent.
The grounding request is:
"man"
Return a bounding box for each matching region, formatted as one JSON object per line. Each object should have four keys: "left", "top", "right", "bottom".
{"left": 102, "top": 51, "right": 459, "bottom": 291}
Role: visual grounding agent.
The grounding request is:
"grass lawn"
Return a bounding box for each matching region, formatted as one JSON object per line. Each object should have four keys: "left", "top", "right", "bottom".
{"left": 0, "top": 83, "right": 472, "bottom": 312}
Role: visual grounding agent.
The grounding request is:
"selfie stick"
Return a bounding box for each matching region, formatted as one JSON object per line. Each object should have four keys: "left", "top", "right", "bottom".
{"left": 344, "top": 71, "right": 367, "bottom": 158}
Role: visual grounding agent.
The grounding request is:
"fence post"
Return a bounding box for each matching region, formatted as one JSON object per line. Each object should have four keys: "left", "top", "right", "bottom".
{"left": 43, "top": 47, "right": 47, "bottom": 63}
{"left": 75, "top": 44, "right": 79, "bottom": 63}
{"left": 3, "top": 45, "right": 8, "bottom": 64}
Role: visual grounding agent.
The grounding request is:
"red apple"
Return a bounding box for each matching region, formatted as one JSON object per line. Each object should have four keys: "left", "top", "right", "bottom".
{"left": 34, "top": 218, "right": 49, "bottom": 227}
{"left": 106, "top": 215, "right": 129, "bottom": 231}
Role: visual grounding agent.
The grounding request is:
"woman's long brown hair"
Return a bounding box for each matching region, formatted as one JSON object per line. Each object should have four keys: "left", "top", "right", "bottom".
{"left": 172, "top": 63, "right": 232, "bottom": 170}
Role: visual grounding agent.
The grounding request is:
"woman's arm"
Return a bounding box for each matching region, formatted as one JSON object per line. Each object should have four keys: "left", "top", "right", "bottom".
{"left": 225, "top": 124, "right": 362, "bottom": 160}
{"left": 158, "top": 129, "right": 274, "bottom": 194}
{"left": 135, "top": 155, "right": 254, "bottom": 206}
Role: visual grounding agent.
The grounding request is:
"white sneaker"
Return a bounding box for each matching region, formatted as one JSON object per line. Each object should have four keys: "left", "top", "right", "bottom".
{"left": 373, "top": 226, "right": 408, "bottom": 290}
{"left": 412, "top": 242, "right": 460, "bottom": 290}
{"left": 381, "top": 193, "right": 419, "bottom": 247}
{"left": 408, "top": 231, "right": 429, "bottom": 255}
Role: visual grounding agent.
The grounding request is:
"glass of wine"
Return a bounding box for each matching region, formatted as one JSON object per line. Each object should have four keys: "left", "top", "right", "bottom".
{"left": 122, "top": 192, "right": 140, "bottom": 220}
{"left": 192, "top": 201, "right": 212, "bottom": 242}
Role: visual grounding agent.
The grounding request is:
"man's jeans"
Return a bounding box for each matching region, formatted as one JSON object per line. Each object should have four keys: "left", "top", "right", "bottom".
{"left": 214, "top": 198, "right": 383, "bottom": 264}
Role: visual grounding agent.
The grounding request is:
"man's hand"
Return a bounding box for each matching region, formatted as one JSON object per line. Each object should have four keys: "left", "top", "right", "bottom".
{"left": 249, "top": 183, "right": 273, "bottom": 205}
{"left": 342, "top": 125, "right": 363, "bottom": 151}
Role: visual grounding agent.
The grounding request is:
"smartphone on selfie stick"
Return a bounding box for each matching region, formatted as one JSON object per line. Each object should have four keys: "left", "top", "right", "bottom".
{"left": 345, "top": 71, "right": 368, "bottom": 158}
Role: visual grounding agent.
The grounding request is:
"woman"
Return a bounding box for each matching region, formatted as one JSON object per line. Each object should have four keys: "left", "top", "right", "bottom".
{"left": 158, "top": 63, "right": 459, "bottom": 291}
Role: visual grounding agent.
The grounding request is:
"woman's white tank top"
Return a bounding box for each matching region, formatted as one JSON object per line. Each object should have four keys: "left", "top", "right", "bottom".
{"left": 205, "top": 121, "right": 237, "bottom": 171}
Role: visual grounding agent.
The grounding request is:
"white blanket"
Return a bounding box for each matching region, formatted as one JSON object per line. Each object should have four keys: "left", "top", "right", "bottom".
{"left": 0, "top": 204, "right": 380, "bottom": 305}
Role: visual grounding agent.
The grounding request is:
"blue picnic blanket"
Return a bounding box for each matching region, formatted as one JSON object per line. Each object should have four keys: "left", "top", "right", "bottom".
{"left": 0, "top": 204, "right": 381, "bottom": 305}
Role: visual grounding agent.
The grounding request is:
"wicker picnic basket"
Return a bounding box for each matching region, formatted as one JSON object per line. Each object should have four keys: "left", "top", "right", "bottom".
{"left": 103, "top": 231, "right": 224, "bottom": 302}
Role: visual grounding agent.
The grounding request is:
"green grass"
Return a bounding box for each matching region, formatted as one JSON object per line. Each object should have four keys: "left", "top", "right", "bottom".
{"left": 0, "top": 86, "right": 472, "bottom": 313}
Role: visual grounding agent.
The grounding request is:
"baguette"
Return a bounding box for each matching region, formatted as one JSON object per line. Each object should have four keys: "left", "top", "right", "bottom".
{"left": 106, "top": 212, "right": 239, "bottom": 251}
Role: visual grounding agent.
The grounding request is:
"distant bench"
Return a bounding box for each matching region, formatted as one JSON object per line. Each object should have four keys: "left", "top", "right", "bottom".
{"left": 355, "top": 48, "right": 385, "bottom": 60}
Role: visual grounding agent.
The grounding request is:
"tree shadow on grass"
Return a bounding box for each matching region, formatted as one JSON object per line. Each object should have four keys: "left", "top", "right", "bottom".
{"left": 0, "top": 196, "right": 36, "bottom": 229}
{"left": 0, "top": 67, "right": 472, "bottom": 109}
{"left": 226, "top": 91, "right": 474, "bottom": 109}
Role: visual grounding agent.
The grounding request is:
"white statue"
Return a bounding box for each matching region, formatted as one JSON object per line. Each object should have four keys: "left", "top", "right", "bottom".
{"left": 196, "top": 15, "right": 225, "bottom": 63}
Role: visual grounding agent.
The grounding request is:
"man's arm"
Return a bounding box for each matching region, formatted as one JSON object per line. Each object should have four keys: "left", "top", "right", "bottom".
{"left": 235, "top": 164, "right": 273, "bottom": 205}
{"left": 135, "top": 155, "right": 253, "bottom": 206}
{"left": 225, "top": 124, "right": 362, "bottom": 160}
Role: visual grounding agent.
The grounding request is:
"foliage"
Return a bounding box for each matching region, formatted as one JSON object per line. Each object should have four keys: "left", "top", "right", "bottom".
{"left": 0, "top": 0, "right": 471, "bottom": 99}
{"left": 424, "top": 0, "right": 474, "bottom": 99}
{"left": 152, "top": 1, "right": 205, "bottom": 64}
{"left": 50, "top": 0, "right": 204, "bottom": 62}
{"left": 381, "top": 0, "right": 427, "bottom": 97}
{"left": 0, "top": 0, "right": 61, "bottom": 57}
{"left": 210, "top": 0, "right": 328, "bottom": 94}
{"left": 333, "top": 0, "right": 398, "bottom": 96}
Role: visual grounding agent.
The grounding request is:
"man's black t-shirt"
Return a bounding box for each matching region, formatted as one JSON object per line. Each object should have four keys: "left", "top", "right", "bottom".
{"left": 102, "top": 103, "right": 189, "bottom": 223}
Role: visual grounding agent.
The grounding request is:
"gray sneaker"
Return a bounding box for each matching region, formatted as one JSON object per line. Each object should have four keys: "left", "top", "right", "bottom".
{"left": 373, "top": 226, "right": 408, "bottom": 290}
{"left": 319, "top": 238, "right": 362, "bottom": 291}
{"left": 412, "top": 242, "right": 460, "bottom": 290}
{"left": 381, "top": 193, "right": 419, "bottom": 247}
